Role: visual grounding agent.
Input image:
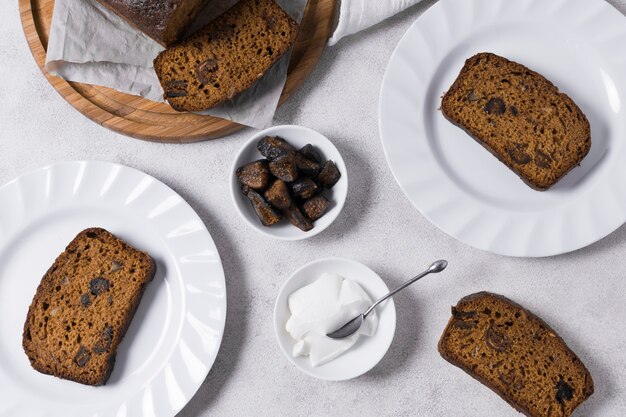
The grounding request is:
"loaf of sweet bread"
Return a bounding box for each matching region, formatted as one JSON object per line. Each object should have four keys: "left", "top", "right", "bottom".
{"left": 94, "top": 0, "right": 211, "bottom": 46}
{"left": 22, "top": 228, "right": 156, "bottom": 386}
{"left": 154, "top": 0, "right": 299, "bottom": 111}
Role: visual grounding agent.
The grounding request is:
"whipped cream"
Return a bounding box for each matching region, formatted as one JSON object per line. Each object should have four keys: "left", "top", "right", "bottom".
{"left": 286, "top": 273, "right": 378, "bottom": 367}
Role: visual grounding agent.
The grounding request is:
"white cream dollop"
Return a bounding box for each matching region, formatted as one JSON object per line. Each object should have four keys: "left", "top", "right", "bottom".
{"left": 285, "top": 273, "right": 378, "bottom": 367}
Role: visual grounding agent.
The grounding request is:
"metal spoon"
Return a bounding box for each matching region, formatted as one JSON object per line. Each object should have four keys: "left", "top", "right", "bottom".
{"left": 326, "top": 260, "right": 448, "bottom": 339}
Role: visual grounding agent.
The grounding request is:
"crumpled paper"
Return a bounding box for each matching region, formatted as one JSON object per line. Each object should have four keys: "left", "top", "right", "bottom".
{"left": 45, "top": 0, "right": 306, "bottom": 129}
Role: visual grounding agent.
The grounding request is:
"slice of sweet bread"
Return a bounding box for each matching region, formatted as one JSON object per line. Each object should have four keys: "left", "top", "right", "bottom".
{"left": 154, "top": 0, "right": 299, "bottom": 111}
{"left": 439, "top": 292, "right": 594, "bottom": 417}
{"left": 441, "top": 53, "right": 591, "bottom": 190}
{"left": 22, "top": 228, "right": 156, "bottom": 386}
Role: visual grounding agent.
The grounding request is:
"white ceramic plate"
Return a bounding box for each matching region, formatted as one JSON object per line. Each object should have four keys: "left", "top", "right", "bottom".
{"left": 230, "top": 125, "right": 348, "bottom": 240}
{"left": 274, "top": 258, "right": 396, "bottom": 381}
{"left": 379, "top": 0, "right": 626, "bottom": 257}
{"left": 0, "top": 161, "right": 226, "bottom": 417}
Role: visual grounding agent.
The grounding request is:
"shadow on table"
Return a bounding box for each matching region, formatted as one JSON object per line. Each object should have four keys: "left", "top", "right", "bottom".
{"left": 172, "top": 191, "right": 247, "bottom": 417}
{"left": 555, "top": 222, "right": 626, "bottom": 262}
{"left": 319, "top": 139, "right": 376, "bottom": 239}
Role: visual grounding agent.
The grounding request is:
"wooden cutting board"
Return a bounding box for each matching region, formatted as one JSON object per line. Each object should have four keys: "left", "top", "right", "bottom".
{"left": 18, "top": 0, "right": 337, "bottom": 142}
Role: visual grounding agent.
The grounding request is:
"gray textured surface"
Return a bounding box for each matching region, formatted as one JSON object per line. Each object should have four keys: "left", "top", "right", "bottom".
{"left": 2, "top": 0, "right": 626, "bottom": 415}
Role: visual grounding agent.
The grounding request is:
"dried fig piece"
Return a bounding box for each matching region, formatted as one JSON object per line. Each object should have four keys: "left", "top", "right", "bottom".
{"left": 291, "top": 178, "right": 318, "bottom": 199}
{"left": 298, "top": 144, "right": 322, "bottom": 163}
{"left": 506, "top": 143, "right": 532, "bottom": 165}
{"left": 89, "top": 277, "right": 110, "bottom": 296}
{"left": 269, "top": 153, "right": 298, "bottom": 182}
{"left": 534, "top": 149, "right": 552, "bottom": 168}
{"left": 264, "top": 179, "right": 292, "bottom": 210}
{"left": 485, "top": 98, "right": 506, "bottom": 115}
{"left": 93, "top": 326, "right": 114, "bottom": 354}
{"left": 242, "top": 185, "right": 281, "bottom": 226}
{"left": 197, "top": 58, "right": 218, "bottom": 84}
{"left": 485, "top": 321, "right": 512, "bottom": 352}
{"left": 318, "top": 160, "right": 341, "bottom": 189}
{"left": 295, "top": 154, "right": 321, "bottom": 177}
{"left": 236, "top": 160, "right": 270, "bottom": 190}
{"left": 164, "top": 80, "right": 188, "bottom": 98}
{"left": 303, "top": 195, "right": 330, "bottom": 221}
{"left": 284, "top": 206, "right": 313, "bottom": 232}
{"left": 257, "top": 136, "right": 295, "bottom": 160}
{"left": 75, "top": 346, "right": 91, "bottom": 367}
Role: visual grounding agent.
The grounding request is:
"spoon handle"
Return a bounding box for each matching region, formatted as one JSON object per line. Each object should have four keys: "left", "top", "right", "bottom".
{"left": 363, "top": 260, "right": 447, "bottom": 318}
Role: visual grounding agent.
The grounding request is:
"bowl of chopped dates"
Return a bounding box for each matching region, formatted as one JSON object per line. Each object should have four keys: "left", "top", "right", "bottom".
{"left": 230, "top": 125, "right": 347, "bottom": 240}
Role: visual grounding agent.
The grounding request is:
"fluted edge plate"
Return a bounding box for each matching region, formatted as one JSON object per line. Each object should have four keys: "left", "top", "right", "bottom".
{"left": 0, "top": 161, "right": 226, "bottom": 417}
{"left": 379, "top": 0, "right": 626, "bottom": 257}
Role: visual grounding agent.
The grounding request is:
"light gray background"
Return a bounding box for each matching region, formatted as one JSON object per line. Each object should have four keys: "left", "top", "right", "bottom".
{"left": 2, "top": 0, "right": 626, "bottom": 415}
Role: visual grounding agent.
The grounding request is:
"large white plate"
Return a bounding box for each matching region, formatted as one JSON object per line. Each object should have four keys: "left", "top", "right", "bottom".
{"left": 0, "top": 161, "right": 226, "bottom": 417}
{"left": 379, "top": 0, "right": 626, "bottom": 257}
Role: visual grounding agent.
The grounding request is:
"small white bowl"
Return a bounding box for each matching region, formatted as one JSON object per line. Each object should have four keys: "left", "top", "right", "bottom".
{"left": 230, "top": 125, "right": 348, "bottom": 240}
{"left": 274, "top": 258, "right": 396, "bottom": 381}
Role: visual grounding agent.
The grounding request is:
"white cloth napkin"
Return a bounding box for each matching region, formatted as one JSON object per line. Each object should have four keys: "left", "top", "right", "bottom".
{"left": 329, "top": 0, "right": 424, "bottom": 45}
{"left": 46, "top": 0, "right": 306, "bottom": 130}
{"left": 45, "top": 0, "right": 422, "bottom": 129}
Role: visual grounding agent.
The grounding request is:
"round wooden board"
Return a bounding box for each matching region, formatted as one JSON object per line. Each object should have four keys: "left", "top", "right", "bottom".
{"left": 18, "top": 0, "right": 337, "bottom": 143}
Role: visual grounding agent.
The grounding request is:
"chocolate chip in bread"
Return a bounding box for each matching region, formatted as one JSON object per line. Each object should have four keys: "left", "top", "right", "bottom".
{"left": 22, "top": 228, "right": 156, "bottom": 386}
{"left": 154, "top": 0, "right": 299, "bottom": 112}
{"left": 438, "top": 292, "right": 594, "bottom": 417}
{"left": 441, "top": 53, "right": 591, "bottom": 190}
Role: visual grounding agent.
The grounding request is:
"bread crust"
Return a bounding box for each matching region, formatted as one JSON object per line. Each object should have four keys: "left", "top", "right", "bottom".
{"left": 441, "top": 53, "right": 591, "bottom": 190}
{"left": 438, "top": 292, "right": 594, "bottom": 417}
{"left": 22, "top": 228, "right": 156, "bottom": 386}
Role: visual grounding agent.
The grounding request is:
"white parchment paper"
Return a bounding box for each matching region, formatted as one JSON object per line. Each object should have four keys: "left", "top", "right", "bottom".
{"left": 45, "top": 0, "right": 306, "bottom": 129}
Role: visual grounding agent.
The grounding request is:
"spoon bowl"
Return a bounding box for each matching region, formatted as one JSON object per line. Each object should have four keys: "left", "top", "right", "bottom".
{"left": 327, "top": 260, "right": 448, "bottom": 339}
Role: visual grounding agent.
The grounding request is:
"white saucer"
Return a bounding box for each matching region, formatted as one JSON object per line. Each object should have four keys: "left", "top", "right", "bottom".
{"left": 273, "top": 258, "right": 396, "bottom": 381}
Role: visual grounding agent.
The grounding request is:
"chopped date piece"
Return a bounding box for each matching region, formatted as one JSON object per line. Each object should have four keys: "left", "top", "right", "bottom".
{"left": 318, "top": 160, "right": 341, "bottom": 189}
{"left": 291, "top": 178, "right": 318, "bottom": 199}
{"left": 242, "top": 185, "right": 281, "bottom": 226}
{"left": 264, "top": 179, "right": 292, "bottom": 210}
{"left": 236, "top": 160, "right": 270, "bottom": 190}
{"left": 164, "top": 80, "right": 188, "bottom": 98}
{"left": 556, "top": 379, "right": 574, "bottom": 403}
{"left": 89, "top": 277, "right": 110, "bottom": 296}
{"left": 269, "top": 153, "right": 299, "bottom": 182}
{"left": 257, "top": 136, "right": 295, "bottom": 160}
{"left": 485, "top": 97, "right": 506, "bottom": 115}
{"left": 74, "top": 346, "right": 91, "bottom": 367}
{"left": 196, "top": 58, "right": 218, "bottom": 84}
{"left": 303, "top": 195, "right": 330, "bottom": 221}
{"left": 93, "top": 326, "right": 114, "bottom": 354}
{"left": 285, "top": 206, "right": 313, "bottom": 232}
{"left": 80, "top": 293, "right": 91, "bottom": 307}
{"left": 298, "top": 144, "right": 322, "bottom": 163}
